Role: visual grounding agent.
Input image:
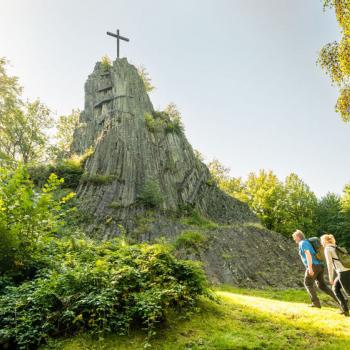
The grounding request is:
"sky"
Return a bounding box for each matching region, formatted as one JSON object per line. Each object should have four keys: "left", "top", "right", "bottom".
{"left": 0, "top": 0, "right": 348, "bottom": 198}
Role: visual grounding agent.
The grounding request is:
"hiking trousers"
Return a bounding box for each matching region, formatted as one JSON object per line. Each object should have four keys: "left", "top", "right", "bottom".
{"left": 333, "top": 270, "right": 350, "bottom": 312}
{"left": 338, "top": 270, "right": 350, "bottom": 295}
{"left": 304, "top": 264, "right": 339, "bottom": 307}
{"left": 333, "top": 277, "right": 349, "bottom": 312}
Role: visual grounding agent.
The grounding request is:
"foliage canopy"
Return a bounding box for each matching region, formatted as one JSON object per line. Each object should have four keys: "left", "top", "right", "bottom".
{"left": 319, "top": 0, "right": 350, "bottom": 121}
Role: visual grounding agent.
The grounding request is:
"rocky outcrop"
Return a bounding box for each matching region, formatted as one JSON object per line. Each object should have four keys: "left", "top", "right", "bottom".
{"left": 197, "top": 225, "right": 304, "bottom": 288}
{"left": 72, "top": 58, "right": 257, "bottom": 234}
{"left": 70, "top": 58, "right": 303, "bottom": 287}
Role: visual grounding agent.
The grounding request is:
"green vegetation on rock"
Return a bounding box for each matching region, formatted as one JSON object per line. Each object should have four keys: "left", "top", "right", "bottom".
{"left": 139, "top": 179, "right": 163, "bottom": 208}
{"left": 100, "top": 55, "right": 112, "bottom": 71}
{"left": 180, "top": 209, "right": 219, "bottom": 230}
{"left": 144, "top": 104, "right": 184, "bottom": 135}
{"left": 174, "top": 230, "right": 207, "bottom": 250}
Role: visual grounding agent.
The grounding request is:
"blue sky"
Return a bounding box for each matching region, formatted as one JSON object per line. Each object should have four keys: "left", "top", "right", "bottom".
{"left": 0, "top": 0, "right": 348, "bottom": 197}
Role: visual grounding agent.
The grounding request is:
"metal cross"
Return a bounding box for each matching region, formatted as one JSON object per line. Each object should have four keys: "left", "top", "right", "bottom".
{"left": 106, "top": 29, "right": 130, "bottom": 58}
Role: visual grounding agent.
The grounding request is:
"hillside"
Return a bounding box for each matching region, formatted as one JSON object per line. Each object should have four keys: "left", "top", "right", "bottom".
{"left": 68, "top": 58, "right": 303, "bottom": 287}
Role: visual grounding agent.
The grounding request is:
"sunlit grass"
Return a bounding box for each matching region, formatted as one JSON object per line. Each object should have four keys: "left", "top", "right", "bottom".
{"left": 219, "top": 291, "right": 350, "bottom": 341}
{"left": 43, "top": 287, "right": 350, "bottom": 350}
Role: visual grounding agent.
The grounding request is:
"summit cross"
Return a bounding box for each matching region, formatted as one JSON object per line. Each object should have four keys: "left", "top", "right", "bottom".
{"left": 106, "top": 29, "right": 130, "bottom": 58}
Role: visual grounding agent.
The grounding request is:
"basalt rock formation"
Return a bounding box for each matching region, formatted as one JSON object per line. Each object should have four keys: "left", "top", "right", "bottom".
{"left": 72, "top": 58, "right": 257, "bottom": 230}
{"left": 71, "top": 58, "right": 303, "bottom": 287}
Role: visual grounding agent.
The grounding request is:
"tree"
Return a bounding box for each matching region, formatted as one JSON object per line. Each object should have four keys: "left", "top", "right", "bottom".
{"left": 318, "top": 0, "right": 350, "bottom": 121}
{"left": 315, "top": 192, "right": 343, "bottom": 237}
{"left": 137, "top": 65, "right": 155, "bottom": 92}
{"left": 0, "top": 165, "right": 74, "bottom": 276}
{"left": 340, "top": 183, "right": 350, "bottom": 249}
{"left": 50, "top": 109, "right": 80, "bottom": 160}
{"left": 279, "top": 173, "right": 318, "bottom": 236}
{"left": 139, "top": 178, "right": 163, "bottom": 208}
{"left": 1, "top": 99, "right": 53, "bottom": 164}
{"left": 207, "top": 158, "right": 230, "bottom": 183}
{"left": 0, "top": 58, "right": 53, "bottom": 164}
{"left": 207, "top": 159, "right": 246, "bottom": 202}
{"left": 244, "top": 170, "right": 285, "bottom": 231}
{"left": 207, "top": 160, "right": 319, "bottom": 237}
{"left": 0, "top": 57, "right": 21, "bottom": 116}
{"left": 0, "top": 58, "right": 22, "bottom": 164}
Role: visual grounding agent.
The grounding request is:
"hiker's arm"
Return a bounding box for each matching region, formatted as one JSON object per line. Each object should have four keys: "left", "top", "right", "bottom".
{"left": 305, "top": 250, "right": 314, "bottom": 275}
{"left": 325, "top": 247, "right": 334, "bottom": 284}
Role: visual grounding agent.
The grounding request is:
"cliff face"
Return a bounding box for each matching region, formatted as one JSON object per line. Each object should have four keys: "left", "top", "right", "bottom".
{"left": 71, "top": 58, "right": 303, "bottom": 287}
{"left": 72, "top": 58, "right": 257, "bottom": 230}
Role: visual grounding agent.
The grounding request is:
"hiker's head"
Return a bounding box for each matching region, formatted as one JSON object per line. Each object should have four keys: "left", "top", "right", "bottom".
{"left": 320, "top": 234, "right": 336, "bottom": 247}
{"left": 292, "top": 230, "right": 305, "bottom": 243}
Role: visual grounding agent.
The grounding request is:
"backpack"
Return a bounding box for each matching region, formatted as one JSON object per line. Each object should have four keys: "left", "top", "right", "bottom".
{"left": 307, "top": 237, "right": 325, "bottom": 262}
{"left": 334, "top": 246, "right": 350, "bottom": 269}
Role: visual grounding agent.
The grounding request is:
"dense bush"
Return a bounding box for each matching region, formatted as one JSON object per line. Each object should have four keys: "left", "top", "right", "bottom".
{"left": 54, "top": 160, "right": 84, "bottom": 188}
{"left": 144, "top": 112, "right": 165, "bottom": 132}
{"left": 0, "top": 165, "right": 210, "bottom": 349}
{"left": 164, "top": 115, "right": 184, "bottom": 134}
{"left": 28, "top": 149, "right": 94, "bottom": 190}
{"left": 144, "top": 110, "right": 184, "bottom": 135}
{"left": 0, "top": 237, "right": 210, "bottom": 349}
{"left": 0, "top": 165, "right": 74, "bottom": 281}
{"left": 28, "top": 159, "right": 83, "bottom": 189}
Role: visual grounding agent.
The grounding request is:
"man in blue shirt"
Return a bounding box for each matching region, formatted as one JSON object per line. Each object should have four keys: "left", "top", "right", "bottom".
{"left": 292, "top": 230, "right": 339, "bottom": 308}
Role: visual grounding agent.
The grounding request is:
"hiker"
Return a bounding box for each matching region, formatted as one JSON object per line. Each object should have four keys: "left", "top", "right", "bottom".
{"left": 321, "top": 233, "right": 350, "bottom": 316}
{"left": 292, "top": 229, "right": 340, "bottom": 309}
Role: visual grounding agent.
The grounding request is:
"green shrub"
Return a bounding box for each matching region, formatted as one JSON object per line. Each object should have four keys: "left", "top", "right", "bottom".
{"left": 144, "top": 111, "right": 184, "bottom": 135}
{"left": 27, "top": 164, "right": 51, "bottom": 187}
{"left": 0, "top": 165, "right": 75, "bottom": 280}
{"left": 81, "top": 173, "right": 116, "bottom": 185}
{"left": 28, "top": 151, "right": 91, "bottom": 189}
{"left": 165, "top": 115, "right": 184, "bottom": 134}
{"left": 162, "top": 103, "right": 184, "bottom": 135}
{"left": 139, "top": 179, "right": 163, "bottom": 208}
{"left": 144, "top": 113, "right": 165, "bottom": 132}
{"left": 55, "top": 161, "right": 83, "bottom": 188}
{"left": 28, "top": 163, "right": 83, "bottom": 189}
{"left": 137, "top": 66, "right": 155, "bottom": 92}
{"left": 0, "top": 238, "right": 210, "bottom": 349}
{"left": 174, "top": 231, "right": 207, "bottom": 250}
{"left": 101, "top": 55, "right": 112, "bottom": 71}
{"left": 180, "top": 210, "right": 219, "bottom": 230}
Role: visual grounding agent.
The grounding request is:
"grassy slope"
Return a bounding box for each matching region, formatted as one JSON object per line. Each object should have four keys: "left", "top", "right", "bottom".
{"left": 43, "top": 287, "right": 350, "bottom": 350}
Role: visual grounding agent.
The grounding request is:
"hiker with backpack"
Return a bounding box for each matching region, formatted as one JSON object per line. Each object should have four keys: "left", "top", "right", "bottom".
{"left": 321, "top": 233, "right": 350, "bottom": 317}
{"left": 292, "top": 230, "right": 340, "bottom": 309}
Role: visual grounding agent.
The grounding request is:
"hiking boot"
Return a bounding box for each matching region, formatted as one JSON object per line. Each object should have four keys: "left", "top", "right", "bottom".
{"left": 309, "top": 304, "right": 321, "bottom": 308}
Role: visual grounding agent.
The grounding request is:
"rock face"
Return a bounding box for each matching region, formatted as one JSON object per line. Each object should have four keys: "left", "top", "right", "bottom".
{"left": 71, "top": 58, "right": 303, "bottom": 287}
{"left": 72, "top": 58, "right": 257, "bottom": 231}
{"left": 176, "top": 225, "right": 304, "bottom": 288}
